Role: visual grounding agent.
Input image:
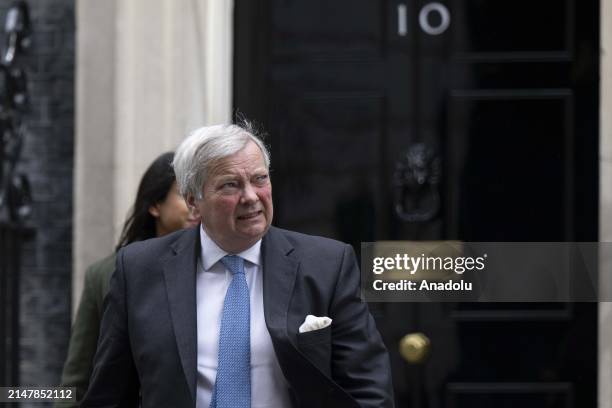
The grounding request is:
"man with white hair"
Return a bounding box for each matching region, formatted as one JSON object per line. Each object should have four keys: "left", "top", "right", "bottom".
{"left": 82, "top": 123, "right": 394, "bottom": 408}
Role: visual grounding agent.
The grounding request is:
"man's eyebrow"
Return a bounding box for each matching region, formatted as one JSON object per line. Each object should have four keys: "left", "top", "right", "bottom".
{"left": 215, "top": 174, "right": 240, "bottom": 181}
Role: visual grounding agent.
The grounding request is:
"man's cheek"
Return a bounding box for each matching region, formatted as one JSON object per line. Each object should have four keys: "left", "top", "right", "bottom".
{"left": 261, "top": 188, "right": 273, "bottom": 203}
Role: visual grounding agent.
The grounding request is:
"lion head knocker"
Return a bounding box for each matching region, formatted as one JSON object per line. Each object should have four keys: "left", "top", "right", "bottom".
{"left": 392, "top": 143, "right": 441, "bottom": 222}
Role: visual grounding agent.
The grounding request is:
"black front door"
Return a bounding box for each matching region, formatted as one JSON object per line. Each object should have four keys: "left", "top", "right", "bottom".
{"left": 234, "top": 1, "right": 599, "bottom": 406}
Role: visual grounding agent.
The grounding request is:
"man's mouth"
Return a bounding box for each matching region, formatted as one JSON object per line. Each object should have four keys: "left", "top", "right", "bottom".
{"left": 237, "top": 210, "right": 262, "bottom": 220}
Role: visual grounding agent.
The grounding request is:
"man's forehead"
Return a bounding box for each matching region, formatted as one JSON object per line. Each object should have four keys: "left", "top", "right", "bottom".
{"left": 207, "top": 149, "right": 267, "bottom": 177}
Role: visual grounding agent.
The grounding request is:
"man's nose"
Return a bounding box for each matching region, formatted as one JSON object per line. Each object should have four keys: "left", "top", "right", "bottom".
{"left": 240, "top": 183, "right": 258, "bottom": 204}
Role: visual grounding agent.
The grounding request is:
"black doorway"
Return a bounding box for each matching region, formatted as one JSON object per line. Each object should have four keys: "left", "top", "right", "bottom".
{"left": 234, "top": 1, "right": 599, "bottom": 406}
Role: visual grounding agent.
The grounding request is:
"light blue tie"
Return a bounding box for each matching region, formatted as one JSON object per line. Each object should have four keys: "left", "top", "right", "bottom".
{"left": 210, "top": 255, "right": 251, "bottom": 408}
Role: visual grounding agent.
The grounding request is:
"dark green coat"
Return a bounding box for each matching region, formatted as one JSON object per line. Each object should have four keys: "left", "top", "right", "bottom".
{"left": 54, "top": 254, "right": 116, "bottom": 408}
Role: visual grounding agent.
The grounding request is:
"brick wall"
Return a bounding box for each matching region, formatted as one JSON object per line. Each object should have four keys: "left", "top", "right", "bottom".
{"left": 0, "top": 0, "right": 75, "bottom": 399}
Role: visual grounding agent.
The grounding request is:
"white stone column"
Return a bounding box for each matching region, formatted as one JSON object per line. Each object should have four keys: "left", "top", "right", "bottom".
{"left": 74, "top": 0, "right": 233, "bottom": 312}
{"left": 113, "top": 0, "right": 233, "bottom": 241}
{"left": 73, "top": 0, "right": 118, "bottom": 312}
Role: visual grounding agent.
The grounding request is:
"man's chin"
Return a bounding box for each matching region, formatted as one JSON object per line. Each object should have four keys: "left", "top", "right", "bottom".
{"left": 238, "top": 223, "right": 270, "bottom": 240}
{"left": 240, "top": 228, "right": 265, "bottom": 240}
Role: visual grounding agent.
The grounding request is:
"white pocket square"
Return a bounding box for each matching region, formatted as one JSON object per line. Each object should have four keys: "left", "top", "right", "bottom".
{"left": 299, "top": 314, "right": 332, "bottom": 333}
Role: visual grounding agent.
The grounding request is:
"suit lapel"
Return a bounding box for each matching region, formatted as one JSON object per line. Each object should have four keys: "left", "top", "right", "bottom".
{"left": 262, "top": 227, "right": 298, "bottom": 342}
{"left": 261, "top": 228, "right": 355, "bottom": 406}
{"left": 162, "top": 227, "right": 199, "bottom": 404}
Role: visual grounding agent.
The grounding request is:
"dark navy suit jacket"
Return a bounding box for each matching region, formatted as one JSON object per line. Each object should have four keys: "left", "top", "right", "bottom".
{"left": 82, "top": 226, "right": 394, "bottom": 407}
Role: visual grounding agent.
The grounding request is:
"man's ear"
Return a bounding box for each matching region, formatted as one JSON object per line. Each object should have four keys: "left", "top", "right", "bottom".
{"left": 186, "top": 195, "right": 200, "bottom": 217}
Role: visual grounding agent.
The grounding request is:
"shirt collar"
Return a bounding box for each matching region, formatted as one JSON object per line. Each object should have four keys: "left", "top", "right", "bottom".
{"left": 199, "top": 225, "right": 262, "bottom": 271}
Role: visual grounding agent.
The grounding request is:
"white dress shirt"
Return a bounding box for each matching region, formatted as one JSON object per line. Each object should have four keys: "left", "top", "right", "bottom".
{"left": 195, "top": 227, "right": 291, "bottom": 408}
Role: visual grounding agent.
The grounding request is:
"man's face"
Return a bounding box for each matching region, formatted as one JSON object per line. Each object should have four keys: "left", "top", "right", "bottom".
{"left": 190, "top": 141, "right": 273, "bottom": 253}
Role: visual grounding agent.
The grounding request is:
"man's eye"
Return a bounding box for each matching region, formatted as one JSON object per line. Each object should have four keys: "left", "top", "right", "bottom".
{"left": 221, "top": 182, "right": 238, "bottom": 189}
{"left": 254, "top": 175, "right": 269, "bottom": 183}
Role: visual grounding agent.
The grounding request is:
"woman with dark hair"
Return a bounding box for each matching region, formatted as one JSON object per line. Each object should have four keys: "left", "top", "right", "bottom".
{"left": 56, "top": 152, "right": 198, "bottom": 407}
{"left": 116, "top": 151, "right": 197, "bottom": 248}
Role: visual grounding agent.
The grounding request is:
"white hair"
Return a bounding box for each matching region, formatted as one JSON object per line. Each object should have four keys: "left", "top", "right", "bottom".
{"left": 173, "top": 123, "right": 270, "bottom": 200}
